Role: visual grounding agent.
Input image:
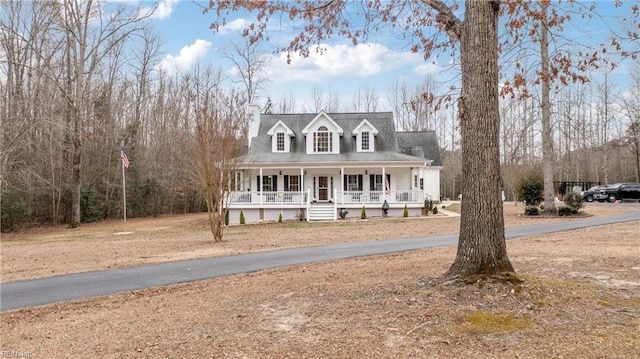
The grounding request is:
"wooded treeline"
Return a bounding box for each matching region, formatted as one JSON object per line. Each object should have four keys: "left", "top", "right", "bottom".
{"left": 0, "top": 0, "right": 241, "bottom": 231}
{"left": 1, "top": 1, "right": 638, "bottom": 231}
{"left": 269, "top": 64, "right": 640, "bottom": 202}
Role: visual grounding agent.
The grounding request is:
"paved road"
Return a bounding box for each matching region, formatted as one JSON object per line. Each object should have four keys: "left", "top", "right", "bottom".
{"left": 2, "top": 206, "right": 638, "bottom": 311}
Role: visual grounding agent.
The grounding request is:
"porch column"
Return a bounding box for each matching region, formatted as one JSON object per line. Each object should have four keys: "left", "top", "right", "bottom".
{"left": 340, "top": 167, "right": 344, "bottom": 205}
{"left": 300, "top": 167, "right": 305, "bottom": 205}
{"left": 422, "top": 166, "right": 426, "bottom": 200}
{"left": 382, "top": 166, "right": 386, "bottom": 202}
{"left": 259, "top": 168, "right": 263, "bottom": 205}
{"left": 410, "top": 168, "right": 413, "bottom": 192}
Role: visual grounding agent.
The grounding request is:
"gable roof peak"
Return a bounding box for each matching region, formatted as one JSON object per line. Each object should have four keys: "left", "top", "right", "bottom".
{"left": 301, "top": 111, "right": 344, "bottom": 135}
{"left": 352, "top": 118, "right": 379, "bottom": 135}
{"left": 266, "top": 120, "right": 295, "bottom": 136}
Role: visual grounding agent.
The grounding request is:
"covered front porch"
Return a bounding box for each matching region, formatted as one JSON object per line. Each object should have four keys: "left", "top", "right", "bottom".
{"left": 227, "top": 188, "right": 428, "bottom": 206}
{"left": 226, "top": 163, "right": 440, "bottom": 223}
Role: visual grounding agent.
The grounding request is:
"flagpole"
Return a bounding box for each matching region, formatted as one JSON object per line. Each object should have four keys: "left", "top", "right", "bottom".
{"left": 122, "top": 148, "right": 127, "bottom": 224}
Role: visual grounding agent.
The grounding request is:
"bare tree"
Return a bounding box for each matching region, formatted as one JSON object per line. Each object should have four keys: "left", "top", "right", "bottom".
{"left": 310, "top": 85, "right": 324, "bottom": 112}
{"left": 619, "top": 64, "right": 640, "bottom": 181}
{"left": 187, "top": 67, "right": 246, "bottom": 241}
{"left": 593, "top": 61, "right": 618, "bottom": 184}
{"left": 325, "top": 85, "right": 341, "bottom": 112}
{"left": 498, "top": 1, "right": 637, "bottom": 205}
{"left": 276, "top": 91, "right": 297, "bottom": 114}
{"left": 224, "top": 36, "right": 270, "bottom": 105}
{"left": 538, "top": 1, "right": 556, "bottom": 211}
{"left": 2, "top": 0, "right": 72, "bottom": 225}
{"left": 387, "top": 78, "right": 414, "bottom": 130}
{"left": 52, "top": 0, "right": 150, "bottom": 227}
{"left": 1, "top": 2, "right": 57, "bottom": 184}
{"left": 387, "top": 76, "right": 441, "bottom": 131}
{"left": 410, "top": 77, "right": 438, "bottom": 131}
{"left": 350, "top": 85, "right": 380, "bottom": 112}
{"left": 308, "top": 84, "right": 341, "bottom": 112}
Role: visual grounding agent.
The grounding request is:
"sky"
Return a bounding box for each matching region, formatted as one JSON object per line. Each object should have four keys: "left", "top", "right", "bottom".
{"left": 139, "top": 0, "right": 449, "bottom": 111}
{"left": 108, "top": 0, "right": 637, "bottom": 112}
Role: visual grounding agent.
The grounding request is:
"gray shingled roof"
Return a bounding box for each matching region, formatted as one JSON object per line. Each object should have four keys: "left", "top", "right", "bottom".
{"left": 397, "top": 131, "right": 442, "bottom": 166}
{"left": 244, "top": 112, "right": 441, "bottom": 166}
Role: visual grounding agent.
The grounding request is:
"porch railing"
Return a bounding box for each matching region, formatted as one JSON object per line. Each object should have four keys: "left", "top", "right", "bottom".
{"left": 340, "top": 190, "right": 427, "bottom": 204}
{"left": 227, "top": 191, "right": 307, "bottom": 205}
{"left": 227, "top": 190, "right": 428, "bottom": 205}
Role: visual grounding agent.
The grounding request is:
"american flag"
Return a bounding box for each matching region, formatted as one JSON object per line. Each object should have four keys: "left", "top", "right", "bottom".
{"left": 121, "top": 148, "right": 130, "bottom": 169}
{"left": 385, "top": 176, "right": 390, "bottom": 195}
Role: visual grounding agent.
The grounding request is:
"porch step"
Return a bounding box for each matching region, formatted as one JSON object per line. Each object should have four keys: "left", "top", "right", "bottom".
{"left": 308, "top": 204, "right": 336, "bottom": 221}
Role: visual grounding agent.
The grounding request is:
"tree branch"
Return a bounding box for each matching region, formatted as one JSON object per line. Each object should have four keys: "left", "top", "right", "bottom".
{"left": 424, "top": 0, "right": 463, "bottom": 39}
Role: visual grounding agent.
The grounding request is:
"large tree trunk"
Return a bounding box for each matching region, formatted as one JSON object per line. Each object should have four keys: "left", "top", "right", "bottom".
{"left": 70, "top": 107, "right": 82, "bottom": 228}
{"left": 446, "top": 1, "right": 513, "bottom": 278}
{"left": 540, "top": 1, "right": 557, "bottom": 212}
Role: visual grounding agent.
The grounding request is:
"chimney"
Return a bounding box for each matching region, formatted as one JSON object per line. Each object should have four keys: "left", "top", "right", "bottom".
{"left": 247, "top": 103, "right": 261, "bottom": 148}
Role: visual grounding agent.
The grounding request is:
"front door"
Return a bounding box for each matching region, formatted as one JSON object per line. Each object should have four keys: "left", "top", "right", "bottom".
{"left": 318, "top": 176, "right": 329, "bottom": 201}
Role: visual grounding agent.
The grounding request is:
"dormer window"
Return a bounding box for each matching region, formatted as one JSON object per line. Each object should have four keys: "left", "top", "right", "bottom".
{"left": 267, "top": 120, "right": 295, "bottom": 153}
{"left": 301, "top": 111, "right": 343, "bottom": 154}
{"left": 361, "top": 131, "right": 370, "bottom": 150}
{"left": 352, "top": 119, "right": 378, "bottom": 152}
{"left": 276, "top": 132, "right": 285, "bottom": 151}
{"left": 314, "top": 126, "right": 332, "bottom": 153}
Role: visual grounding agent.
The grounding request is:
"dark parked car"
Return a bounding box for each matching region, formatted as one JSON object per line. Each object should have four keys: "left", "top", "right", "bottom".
{"left": 581, "top": 185, "right": 608, "bottom": 202}
{"left": 598, "top": 183, "right": 640, "bottom": 202}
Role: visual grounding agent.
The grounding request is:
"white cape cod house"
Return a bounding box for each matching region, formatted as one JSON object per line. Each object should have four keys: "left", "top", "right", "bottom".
{"left": 227, "top": 106, "right": 442, "bottom": 223}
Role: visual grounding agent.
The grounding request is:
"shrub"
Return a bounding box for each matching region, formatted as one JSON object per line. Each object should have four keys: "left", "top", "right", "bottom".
{"left": 361, "top": 206, "right": 367, "bottom": 219}
{"left": 130, "top": 178, "right": 160, "bottom": 217}
{"left": 432, "top": 206, "right": 438, "bottom": 215}
{"left": 403, "top": 204, "right": 409, "bottom": 217}
{"left": 239, "top": 210, "right": 245, "bottom": 224}
{"left": 557, "top": 205, "right": 573, "bottom": 216}
{"left": 524, "top": 206, "right": 539, "bottom": 215}
{"left": 424, "top": 199, "right": 432, "bottom": 216}
{"left": 562, "top": 191, "right": 584, "bottom": 212}
{"left": 339, "top": 208, "right": 348, "bottom": 219}
{"left": 80, "top": 185, "right": 103, "bottom": 223}
{"left": 278, "top": 212, "right": 283, "bottom": 223}
{"left": 1, "top": 189, "right": 31, "bottom": 232}
{"left": 517, "top": 171, "right": 543, "bottom": 206}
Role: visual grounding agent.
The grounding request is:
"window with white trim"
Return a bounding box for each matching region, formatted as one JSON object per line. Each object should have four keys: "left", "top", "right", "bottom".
{"left": 314, "top": 126, "right": 332, "bottom": 153}
{"left": 361, "top": 131, "right": 370, "bottom": 150}
{"left": 372, "top": 174, "right": 383, "bottom": 191}
{"left": 262, "top": 176, "right": 273, "bottom": 191}
{"left": 347, "top": 175, "right": 359, "bottom": 191}
{"left": 288, "top": 175, "right": 300, "bottom": 191}
{"left": 276, "top": 132, "right": 285, "bottom": 151}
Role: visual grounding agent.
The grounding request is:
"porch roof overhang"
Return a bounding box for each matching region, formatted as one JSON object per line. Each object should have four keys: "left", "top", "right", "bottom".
{"left": 237, "top": 159, "right": 432, "bottom": 170}
{"left": 239, "top": 150, "right": 430, "bottom": 165}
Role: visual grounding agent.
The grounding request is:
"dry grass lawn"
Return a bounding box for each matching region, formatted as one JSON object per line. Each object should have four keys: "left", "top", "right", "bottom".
{"left": 1, "top": 202, "right": 639, "bottom": 358}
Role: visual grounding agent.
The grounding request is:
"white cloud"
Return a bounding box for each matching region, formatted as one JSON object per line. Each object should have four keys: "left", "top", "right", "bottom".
{"left": 267, "top": 43, "right": 420, "bottom": 83}
{"left": 218, "top": 18, "right": 250, "bottom": 34}
{"left": 414, "top": 62, "right": 443, "bottom": 76}
{"left": 155, "top": 39, "right": 212, "bottom": 75}
{"left": 138, "top": 0, "right": 178, "bottom": 20}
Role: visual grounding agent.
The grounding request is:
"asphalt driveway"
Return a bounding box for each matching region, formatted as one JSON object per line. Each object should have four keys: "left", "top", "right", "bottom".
{"left": 1, "top": 207, "right": 638, "bottom": 311}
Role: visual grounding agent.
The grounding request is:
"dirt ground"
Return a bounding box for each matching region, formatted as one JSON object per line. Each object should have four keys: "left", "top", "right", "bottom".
{"left": 1, "top": 202, "right": 639, "bottom": 358}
